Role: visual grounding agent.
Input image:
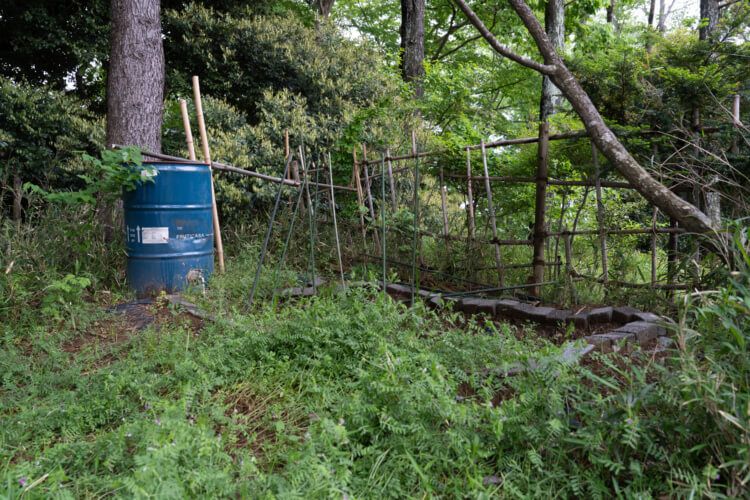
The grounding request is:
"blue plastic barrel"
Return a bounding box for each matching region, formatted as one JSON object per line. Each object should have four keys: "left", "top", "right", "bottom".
{"left": 123, "top": 162, "right": 214, "bottom": 296}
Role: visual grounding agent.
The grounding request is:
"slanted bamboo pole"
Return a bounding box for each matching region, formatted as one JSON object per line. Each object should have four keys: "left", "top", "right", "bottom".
{"left": 386, "top": 147, "right": 397, "bottom": 211}
{"left": 732, "top": 94, "right": 741, "bottom": 156}
{"left": 179, "top": 99, "right": 196, "bottom": 161}
{"left": 591, "top": 139, "right": 608, "bottom": 283}
{"left": 466, "top": 148, "right": 476, "bottom": 240}
{"left": 532, "top": 123, "right": 550, "bottom": 296}
{"left": 328, "top": 152, "right": 345, "bottom": 288}
{"left": 481, "top": 139, "right": 505, "bottom": 287}
{"left": 439, "top": 164, "right": 449, "bottom": 236}
{"left": 352, "top": 146, "right": 369, "bottom": 252}
{"left": 362, "top": 144, "right": 381, "bottom": 254}
{"left": 192, "top": 76, "right": 225, "bottom": 273}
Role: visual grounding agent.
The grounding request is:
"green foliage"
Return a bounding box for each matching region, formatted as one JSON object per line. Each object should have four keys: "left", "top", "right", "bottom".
{"left": 0, "top": 77, "right": 102, "bottom": 196}
{"left": 24, "top": 147, "right": 150, "bottom": 207}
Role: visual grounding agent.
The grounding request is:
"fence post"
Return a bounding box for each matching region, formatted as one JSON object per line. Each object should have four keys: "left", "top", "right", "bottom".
{"left": 352, "top": 146, "right": 369, "bottom": 253}
{"left": 532, "top": 122, "right": 550, "bottom": 296}
{"left": 439, "top": 164, "right": 449, "bottom": 237}
{"left": 362, "top": 144, "right": 381, "bottom": 254}
{"left": 466, "top": 148, "right": 476, "bottom": 240}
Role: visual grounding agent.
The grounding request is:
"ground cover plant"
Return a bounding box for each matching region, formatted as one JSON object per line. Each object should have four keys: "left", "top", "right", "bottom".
{"left": 1, "top": 209, "right": 748, "bottom": 497}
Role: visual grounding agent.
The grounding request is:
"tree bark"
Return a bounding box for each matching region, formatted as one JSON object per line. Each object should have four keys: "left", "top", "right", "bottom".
{"left": 540, "top": 0, "right": 565, "bottom": 122}
{"left": 400, "top": 0, "right": 426, "bottom": 99}
{"left": 316, "top": 0, "right": 335, "bottom": 17}
{"left": 105, "top": 0, "right": 164, "bottom": 154}
{"left": 699, "top": 0, "right": 719, "bottom": 41}
{"left": 451, "top": 0, "right": 717, "bottom": 235}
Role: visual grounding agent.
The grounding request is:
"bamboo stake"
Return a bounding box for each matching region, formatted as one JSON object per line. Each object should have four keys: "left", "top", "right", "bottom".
{"left": 532, "top": 123, "right": 550, "bottom": 296}
{"left": 328, "top": 152, "right": 345, "bottom": 288}
{"left": 179, "top": 99, "right": 196, "bottom": 161}
{"left": 362, "top": 144, "right": 381, "bottom": 254}
{"left": 352, "top": 146, "right": 369, "bottom": 252}
{"left": 591, "top": 139, "right": 608, "bottom": 283}
{"left": 410, "top": 134, "right": 420, "bottom": 303}
{"left": 466, "top": 148, "right": 476, "bottom": 240}
{"left": 439, "top": 164, "right": 449, "bottom": 236}
{"left": 651, "top": 206, "right": 658, "bottom": 287}
{"left": 386, "top": 147, "right": 397, "bottom": 211}
{"left": 192, "top": 76, "right": 225, "bottom": 273}
{"left": 731, "top": 94, "right": 740, "bottom": 155}
{"left": 553, "top": 190, "right": 568, "bottom": 281}
{"left": 481, "top": 139, "right": 505, "bottom": 287}
{"left": 381, "top": 154, "right": 387, "bottom": 303}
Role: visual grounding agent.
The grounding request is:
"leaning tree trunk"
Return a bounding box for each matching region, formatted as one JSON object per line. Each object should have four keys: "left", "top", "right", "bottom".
{"left": 400, "top": 0, "right": 425, "bottom": 99}
{"left": 316, "top": 0, "right": 335, "bottom": 17}
{"left": 105, "top": 0, "right": 164, "bottom": 154}
{"left": 451, "top": 0, "right": 717, "bottom": 236}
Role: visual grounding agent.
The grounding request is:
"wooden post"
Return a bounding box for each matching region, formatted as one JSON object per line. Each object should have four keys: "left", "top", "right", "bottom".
{"left": 179, "top": 99, "right": 196, "bottom": 161}
{"left": 481, "top": 139, "right": 505, "bottom": 287}
{"left": 532, "top": 122, "right": 550, "bottom": 296}
{"left": 591, "top": 139, "right": 608, "bottom": 283}
{"left": 553, "top": 190, "right": 568, "bottom": 281}
{"left": 352, "top": 146, "right": 369, "bottom": 252}
{"left": 362, "top": 144, "right": 381, "bottom": 253}
{"left": 284, "top": 129, "right": 292, "bottom": 180}
{"left": 563, "top": 227, "right": 577, "bottom": 304}
{"left": 192, "top": 76, "right": 225, "bottom": 273}
{"left": 667, "top": 218, "right": 678, "bottom": 296}
{"left": 651, "top": 207, "right": 658, "bottom": 287}
{"left": 439, "top": 164, "right": 449, "bottom": 236}
{"left": 466, "top": 148, "right": 476, "bottom": 240}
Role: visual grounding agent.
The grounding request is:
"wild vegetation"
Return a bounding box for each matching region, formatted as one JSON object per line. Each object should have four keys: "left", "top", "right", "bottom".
{"left": 1, "top": 0, "right": 749, "bottom": 497}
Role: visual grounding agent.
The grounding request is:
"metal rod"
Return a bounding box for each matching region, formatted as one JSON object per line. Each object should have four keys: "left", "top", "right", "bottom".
{"left": 249, "top": 152, "right": 295, "bottom": 305}
{"left": 302, "top": 148, "right": 316, "bottom": 294}
{"left": 272, "top": 167, "right": 307, "bottom": 309}
{"left": 439, "top": 281, "right": 558, "bottom": 298}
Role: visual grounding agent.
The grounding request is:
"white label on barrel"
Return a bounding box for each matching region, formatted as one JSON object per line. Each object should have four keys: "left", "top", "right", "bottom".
{"left": 142, "top": 227, "right": 169, "bottom": 244}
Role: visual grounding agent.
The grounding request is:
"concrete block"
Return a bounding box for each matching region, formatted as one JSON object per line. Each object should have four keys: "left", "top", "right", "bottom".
{"left": 586, "top": 332, "right": 635, "bottom": 353}
{"left": 458, "top": 298, "right": 496, "bottom": 315}
{"left": 545, "top": 309, "right": 573, "bottom": 325}
{"left": 494, "top": 299, "right": 520, "bottom": 315}
{"left": 505, "top": 302, "right": 538, "bottom": 321}
{"left": 632, "top": 311, "right": 663, "bottom": 323}
{"left": 572, "top": 312, "right": 590, "bottom": 329}
{"left": 385, "top": 283, "right": 413, "bottom": 297}
{"left": 588, "top": 307, "right": 613, "bottom": 324}
{"left": 612, "top": 306, "right": 640, "bottom": 323}
{"left": 526, "top": 306, "right": 557, "bottom": 323}
{"left": 612, "top": 321, "right": 665, "bottom": 345}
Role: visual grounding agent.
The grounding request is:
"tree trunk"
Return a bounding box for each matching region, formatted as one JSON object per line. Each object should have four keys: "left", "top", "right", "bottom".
{"left": 699, "top": 0, "right": 719, "bottom": 41}
{"left": 105, "top": 0, "right": 164, "bottom": 154}
{"left": 400, "top": 0, "right": 425, "bottom": 99}
{"left": 316, "top": 0, "right": 335, "bottom": 17}
{"left": 540, "top": 0, "right": 565, "bottom": 122}
{"left": 606, "top": 2, "right": 620, "bottom": 34}
{"left": 452, "top": 0, "right": 717, "bottom": 235}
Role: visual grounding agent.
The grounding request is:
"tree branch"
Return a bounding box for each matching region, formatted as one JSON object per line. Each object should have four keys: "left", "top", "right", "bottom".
{"left": 451, "top": 0, "right": 557, "bottom": 74}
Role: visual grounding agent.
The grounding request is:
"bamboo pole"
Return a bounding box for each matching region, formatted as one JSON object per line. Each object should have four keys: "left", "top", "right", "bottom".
{"left": 553, "top": 190, "right": 568, "bottom": 281}
{"left": 466, "top": 148, "right": 476, "bottom": 240}
{"left": 410, "top": 133, "right": 420, "bottom": 303}
{"left": 532, "top": 123, "right": 550, "bottom": 296}
{"left": 439, "top": 164, "right": 449, "bottom": 236}
{"left": 481, "top": 139, "right": 505, "bottom": 287}
{"left": 591, "top": 139, "right": 608, "bottom": 283}
{"left": 386, "top": 147, "right": 397, "bottom": 211}
{"left": 179, "top": 99, "right": 196, "bottom": 161}
{"left": 192, "top": 76, "right": 225, "bottom": 273}
{"left": 651, "top": 207, "right": 658, "bottom": 287}
{"left": 731, "top": 94, "right": 740, "bottom": 155}
{"left": 352, "top": 146, "right": 369, "bottom": 252}
{"left": 362, "top": 144, "right": 381, "bottom": 254}
{"left": 328, "top": 152, "right": 345, "bottom": 288}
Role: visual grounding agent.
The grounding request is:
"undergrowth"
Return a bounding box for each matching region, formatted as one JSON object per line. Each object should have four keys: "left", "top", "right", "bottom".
{"left": 1, "top": 194, "right": 748, "bottom": 497}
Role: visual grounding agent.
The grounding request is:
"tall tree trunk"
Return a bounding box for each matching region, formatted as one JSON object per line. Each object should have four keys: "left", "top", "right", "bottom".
{"left": 451, "top": 0, "right": 717, "bottom": 235}
{"left": 699, "top": 0, "right": 719, "bottom": 41}
{"left": 400, "top": 0, "right": 425, "bottom": 99}
{"left": 105, "top": 0, "right": 164, "bottom": 154}
{"left": 606, "top": 2, "right": 620, "bottom": 33}
{"left": 540, "top": 0, "right": 565, "bottom": 122}
{"left": 316, "top": 0, "right": 335, "bottom": 17}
